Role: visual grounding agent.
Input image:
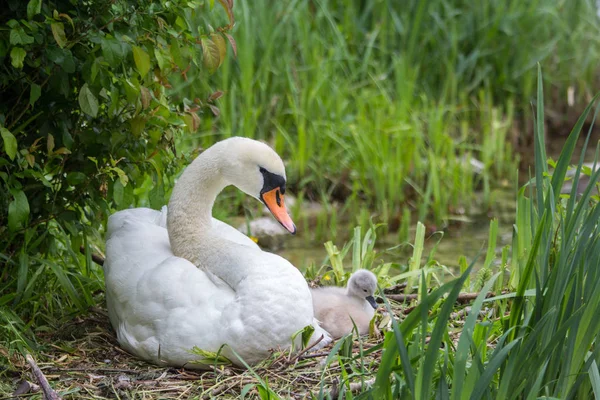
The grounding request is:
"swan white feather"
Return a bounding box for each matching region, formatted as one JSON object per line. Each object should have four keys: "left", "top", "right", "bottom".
{"left": 104, "top": 137, "right": 330, "bottom": 368}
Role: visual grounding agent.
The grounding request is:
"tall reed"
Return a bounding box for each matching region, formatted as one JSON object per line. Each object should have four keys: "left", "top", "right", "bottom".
{"left": 361, "top": 66, "right": 600, "bottom": 399}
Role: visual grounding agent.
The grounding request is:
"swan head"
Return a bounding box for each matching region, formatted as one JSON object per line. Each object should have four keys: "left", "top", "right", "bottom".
{"left": 347, "top": 270, "right": 378, "bottom": 309}
{"left": 216, "top": 137, "right": 296, "bottom": 234}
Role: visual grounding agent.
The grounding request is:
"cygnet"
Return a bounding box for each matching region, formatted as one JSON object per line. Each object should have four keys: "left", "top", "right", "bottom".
{"left": 311, "top": 269, "right": 378, "bottom": 339}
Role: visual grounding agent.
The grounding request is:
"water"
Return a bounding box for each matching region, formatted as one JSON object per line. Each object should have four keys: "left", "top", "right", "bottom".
{"left": 243, "top": 132, "right": 599, "bottom": 278}
{"left": 274, "top": 186, "right": 516, "bottom": 275}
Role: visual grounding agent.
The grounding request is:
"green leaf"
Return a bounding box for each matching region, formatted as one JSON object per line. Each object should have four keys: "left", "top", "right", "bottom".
{"left": 51, "top": 22, "right": 67, "bottom": 48}
{"left": 46, "top": 261, "right": 84, "bottom": 310}
{"left": 113, "top": 180, "right": 124, "bottom": 206}
{"left": 47, "top": 133, "right": 55, "bottom": 154}
{"left": 201, "top": 37, "right": 220, "bottom": 72}
{"left": 212, "top": 33, "right": 227, "bottom": 67}
{"left": 10, "top": 47, "right": 26, "bottom": 69}
{"left": 29, "top": 83, "right": 41, "bottom": 106}
{"left": 154, "top": 48, "right": 169, "bottom": 70}
{"left": 10, "top": 28, "right": 34, "bottom": 46}
{"left": 27, "top": 0, "right": 42, "bottom": 19}
{"left": 101, "top": 37, "right": 128, "bottom": 67}
{"left": 24, "top": 153, "right": 34, "bottom": 167}
{"left": 124, "top": 79, "right": 140, "bottom": 104}
{"left": 78, "top": 84, "right": 99, "bottom": 117}
{"left": 169, "top": 39, "right": 184, "bottom": 68}
{"left": 8, "top": 190, "right": 30, "bottom": 231}
{"left": 590, "top": 361, "right": 600, "bottom": 399}
{"left": 1, "top": 128, "right": 17, "bottom": 160}
{"left": 133, "top": 46, "right": 151, "bottom": 78}
{"left": 189, "top": 346, "right": 232, "bottom": 366}
{"left": 46, "top": 47, "right": 76, "bottom": 73}
{"left": 90, "top": 61, "right": 99, "bottom": 82}
{"left": 130, "top": 116, "right": 146, "bottom": 137}
{"left": 149, "top": 183, "right": 165, "bottom": 209}
{"left": 66, "top": 172, "right": 86, "bottom": 186}
{"left": 301, "top": 324, "right": 315, "bottom": 348}
{"left": 17, "top": 249, "right": 29, "bottom": 296}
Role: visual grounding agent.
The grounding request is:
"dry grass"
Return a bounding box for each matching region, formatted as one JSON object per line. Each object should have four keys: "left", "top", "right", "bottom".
{"left": 0, "top": 277, "right": 489, "bottom": 400}
{"left": 0, "top": 302, "right": 407, "bottom": 399}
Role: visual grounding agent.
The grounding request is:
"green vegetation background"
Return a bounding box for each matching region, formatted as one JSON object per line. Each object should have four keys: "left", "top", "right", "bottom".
{"left": 2, "top": 0, "right": 600, "bottom": 398}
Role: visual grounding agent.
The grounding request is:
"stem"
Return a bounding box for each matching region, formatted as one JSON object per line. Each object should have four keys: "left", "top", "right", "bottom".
{"left": 25, "top": 354, "right": 62, "bottom": 400}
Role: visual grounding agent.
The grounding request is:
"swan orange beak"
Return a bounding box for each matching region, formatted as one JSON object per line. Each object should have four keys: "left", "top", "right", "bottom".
{"left": 261, "top": 187, "right": 296, "bottom": 234}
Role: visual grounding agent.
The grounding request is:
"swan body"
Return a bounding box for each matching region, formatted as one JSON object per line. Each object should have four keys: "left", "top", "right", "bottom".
{"left": 104, "top": 137, "right": 329, "bottom": 368}
{"left": 311, "top": 270, "right": 378, "bottom": 339}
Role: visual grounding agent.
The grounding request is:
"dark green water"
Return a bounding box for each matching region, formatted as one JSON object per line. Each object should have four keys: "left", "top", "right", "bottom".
{"left": 274, "top": 186, "right": 516, "bottom": 274}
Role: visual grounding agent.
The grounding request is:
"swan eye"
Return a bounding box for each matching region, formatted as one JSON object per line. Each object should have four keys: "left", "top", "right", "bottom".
{"left": 259, "top": 166, "right": 267, "bottom": 174}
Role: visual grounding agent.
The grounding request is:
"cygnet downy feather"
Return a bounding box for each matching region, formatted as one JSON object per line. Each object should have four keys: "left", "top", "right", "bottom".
{"left": 311, "top": 270, "right": 378, "bottom": 339}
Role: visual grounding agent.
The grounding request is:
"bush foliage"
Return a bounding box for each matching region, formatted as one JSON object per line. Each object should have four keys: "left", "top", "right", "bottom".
{"left": 0, "top": 0, "right": 234, "bottom": 325}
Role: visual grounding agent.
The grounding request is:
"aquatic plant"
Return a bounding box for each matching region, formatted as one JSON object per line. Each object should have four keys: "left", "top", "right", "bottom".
{"left": 361, "top": 66, "right": 600, "bottom": 399}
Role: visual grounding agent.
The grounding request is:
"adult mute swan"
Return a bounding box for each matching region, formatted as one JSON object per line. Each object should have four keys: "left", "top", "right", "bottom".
{"left": 311, "top": 270, "right": 378, "bottom": 339}
{"left": 104, "top": 137, "right": 330, "bottom": 368}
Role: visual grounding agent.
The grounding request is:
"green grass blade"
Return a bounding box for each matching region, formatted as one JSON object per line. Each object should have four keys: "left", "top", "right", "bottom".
{"left": 44, "top": 260, "right": 84, "bottom": 310}
{"left": 352, "top": 226, "right": 361, "bottom": 272}
{"left": 451, "top": 273, "right": 500, "bottom": 400}
{"left": 373, "top": 291, "right": 416, "bottom": 398}
{"left": 418, "top": 261, "right": 474, "bottom": 398}
{"left": 508, "top": 211, "right": 547, "bottom": 337}
{"left": 469, "top": 339, "right": 521, "bottom": 400}
{"left": 534, "top": 64, "right": 547, "bottom": 218}
{"left": 406, "top": 221, "right": 425, "bottom": 296}
{"left": 553, "top": 94, "right": 600, "bottom": 206}
{"left": 588, "top": 360, "right": 600, "bottom": 399}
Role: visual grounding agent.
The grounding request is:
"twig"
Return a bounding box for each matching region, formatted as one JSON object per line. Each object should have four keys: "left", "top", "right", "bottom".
{"left": 386, "top": 293, "right": 418, "bottom": 302}
{"left": 97, "top": 15, "right": 125, "bottom": 32}
{"left": 79, "top": 245, "right": 105, "bottom": 266}
{"left": 386, "top": 291, "right": 494, "bottom": 304}
{"left": 455, "top": 292, "right": 494, "bottom": 304}
{"left": 50, "top": 367, "right": 150, "bottom": 374}
{"left": 287, "top": 334, "right": 326, "bottom": 364}
{"left": 383, "top": 282, "right": 408, "bottom": 294}
{"left": 298, "top": 351, "right": 330, "bottom": 360}
{"left": 25, "top": 354, "right": 62, "bottom": 400}
{"left": 324, "top": 377, "right": 376, "bottom": 399}
{"left": 9, "top": 380, "right": 39, "bottom": 399}
{"left": 402, "top": 305, "right": 416, "bottom": 314}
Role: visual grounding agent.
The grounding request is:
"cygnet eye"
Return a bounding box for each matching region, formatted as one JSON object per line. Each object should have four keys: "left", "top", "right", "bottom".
{"left": 363, "top": 289, "right": 368, "bottom": 293}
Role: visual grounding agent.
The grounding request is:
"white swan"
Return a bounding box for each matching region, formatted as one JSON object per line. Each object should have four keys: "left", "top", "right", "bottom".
{"left": 311, "top": 270, "right": 378, "bottom": 339}
{"left": 104, "top": 137, "right": 330, "bottom": 368}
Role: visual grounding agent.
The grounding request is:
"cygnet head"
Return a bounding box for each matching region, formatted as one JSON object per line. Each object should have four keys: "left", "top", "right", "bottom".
{"left": 347, "top": 269, "right": 378, "bottom": 309}
{"left": 212, "top": 137, "right": 295, "bottom": 234}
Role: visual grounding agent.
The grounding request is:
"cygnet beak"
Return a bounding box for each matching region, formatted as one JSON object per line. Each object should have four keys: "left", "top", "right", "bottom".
{"left": 261, "top": 187, "right": 296, "bottom": 234}
{"left": 366, "top": 295, "right": 378, "bottom": 309}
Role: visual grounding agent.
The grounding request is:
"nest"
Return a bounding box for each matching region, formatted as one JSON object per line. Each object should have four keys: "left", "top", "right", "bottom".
{"left": 1, "top": 306, "right": 397, "bottom": 399}
{"left": 1, "top": 282, "right": 483, "bottom": 399}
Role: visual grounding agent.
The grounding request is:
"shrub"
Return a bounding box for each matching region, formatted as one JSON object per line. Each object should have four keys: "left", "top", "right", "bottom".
{"left": 0, "top": 0, "right": 234, "bottom": 339}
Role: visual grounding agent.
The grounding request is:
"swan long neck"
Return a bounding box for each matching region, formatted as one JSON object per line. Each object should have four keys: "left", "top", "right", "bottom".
{"left": 167, "top": 149, "right": 228, "bottom": 264}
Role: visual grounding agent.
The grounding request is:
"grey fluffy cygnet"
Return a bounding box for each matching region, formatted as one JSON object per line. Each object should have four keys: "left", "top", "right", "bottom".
{"left": 311, "top": 269, "right": 379, "bottom": 339}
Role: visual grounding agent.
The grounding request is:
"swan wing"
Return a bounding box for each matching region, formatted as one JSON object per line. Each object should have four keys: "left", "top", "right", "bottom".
{"left": 104, "top": 208, "right": 235, "bottom": 367}
{"left": 114, "top": 205, "right": 259, "bottom": 249}
{"left": 211, "top": 218, "right": 260, "bottom": 249}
